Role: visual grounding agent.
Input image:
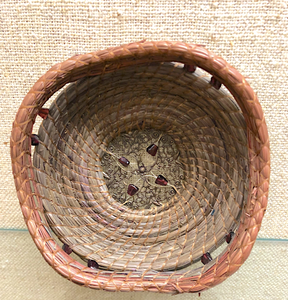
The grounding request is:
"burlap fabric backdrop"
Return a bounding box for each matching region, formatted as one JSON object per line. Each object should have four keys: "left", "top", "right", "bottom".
{"left": 0, "top": 0, "right": 287, "bottom": 299}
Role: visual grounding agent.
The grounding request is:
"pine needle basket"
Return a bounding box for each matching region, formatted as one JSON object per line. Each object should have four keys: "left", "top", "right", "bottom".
{"left": 10, "top": 41, "right": 270, "bottom": 294}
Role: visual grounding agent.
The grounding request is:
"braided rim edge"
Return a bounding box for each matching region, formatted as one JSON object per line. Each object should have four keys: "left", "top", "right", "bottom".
{"left": 10, "top": 41, "right": 270, "bottom": 293}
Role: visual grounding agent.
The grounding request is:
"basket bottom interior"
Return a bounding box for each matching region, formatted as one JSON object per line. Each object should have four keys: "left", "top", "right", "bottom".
{"left": 101, "top": 129, "right": 184, "bottom": 210}
{"left": 33, "top": 63, "right": 249, "bottom": 272}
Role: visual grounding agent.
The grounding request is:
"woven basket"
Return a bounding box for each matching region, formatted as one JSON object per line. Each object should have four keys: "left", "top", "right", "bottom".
{"left": 10, "top": 41, "right": 270, "bottom": 294}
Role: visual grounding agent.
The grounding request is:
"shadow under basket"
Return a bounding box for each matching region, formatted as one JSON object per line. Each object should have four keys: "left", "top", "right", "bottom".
{"left": 10, "top": 41, "right": 270, "bottom": 294}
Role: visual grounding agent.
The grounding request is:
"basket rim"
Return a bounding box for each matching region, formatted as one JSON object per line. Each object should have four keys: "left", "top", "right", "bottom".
{"left": 10, "top": 40, "right": 270, "bottom": 293}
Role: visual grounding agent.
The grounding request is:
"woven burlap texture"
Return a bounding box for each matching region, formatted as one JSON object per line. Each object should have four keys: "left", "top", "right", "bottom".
{"left": 0, "top": 0, "right": 287, "bottom": 299}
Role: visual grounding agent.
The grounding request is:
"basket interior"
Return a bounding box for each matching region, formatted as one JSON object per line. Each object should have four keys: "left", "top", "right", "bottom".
{"left": 33, "top": 62, "right": 249, "bottom": 273}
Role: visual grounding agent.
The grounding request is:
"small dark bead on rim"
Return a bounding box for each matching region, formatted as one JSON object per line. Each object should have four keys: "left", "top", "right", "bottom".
{"left": 118, "top": 156, "right": 130, "bottom": 167}
{"left": 209, "top": 76, "right": 222, "bottom": 90}
{"left": 88, "top": 259, "right": 99, "bottom": 269}
{"left": 201, "top": 252, "right": 212, "bottom": 265}
{"left": 62, "top": 244, "right": 72, "bottom": 255}
{"left": 38, "top": 108, "right": 49, "bottom": 119}
{"left": 127, "top": 184, "right": 139, "bottom": 196}
{"left": 226, "top": 231, "right": 234, "bottom": 244}
{"left": 146, "top": 144, "right": 158, "bottom": 156}
{"left": 184, "top": 64, "right": 197, "bottom": 73}
{"left": 155, "top": 175, "right": 168, "bottom": 186}
{"left": 31, "top": 134, "right": 40, "bottom": 146}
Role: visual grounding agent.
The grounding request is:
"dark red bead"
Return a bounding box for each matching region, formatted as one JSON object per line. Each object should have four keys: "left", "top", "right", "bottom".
{"left": 155, "top": 175, "right": 168, "bottom": 186}
{"left": 118, "top": 156, "right": 130, "bottom": 167}
{"left": 88, "top": 259, "right": 99, "bottom": 269}
{"left": 226, "top": 231, "right": 234, "bottom": 244}
{"left": 210, "top": 76, "right": 222, "bottom": 90}
{"left": 38, "top": 108, "right": 49, "bottom": 119}
{"left": 127, "top": 184, "right": 139, "bottom": 196}
{"left": 184, "top": 64, "right": 196, "bottom": 73}
{"left": 146, "top": 144, "right": 158, "bottom": 156}
{"left": 62, "top": 243, "right": 73, "bottom": 254}
{"left": 201, "top": 252, "right": 212, "bottom": 265}
{"left": 31, "top": 134, "right": 40, "bottom": 146}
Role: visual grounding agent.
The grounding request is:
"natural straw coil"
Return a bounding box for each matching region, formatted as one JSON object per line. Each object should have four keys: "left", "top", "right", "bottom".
{"left": 10, "top": 41, "right": 270, "bottom": 294}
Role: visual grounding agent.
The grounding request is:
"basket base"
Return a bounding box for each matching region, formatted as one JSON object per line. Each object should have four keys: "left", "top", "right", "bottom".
{"left": 101, "top": 129, "right": 184, "bottom": 210}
